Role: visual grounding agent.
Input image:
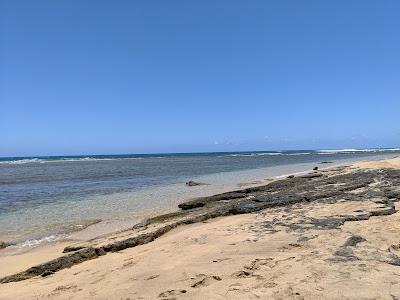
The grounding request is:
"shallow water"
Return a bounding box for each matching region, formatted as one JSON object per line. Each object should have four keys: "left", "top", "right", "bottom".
{"left": 0, "top": 149, "right": 399, "bottom": 247}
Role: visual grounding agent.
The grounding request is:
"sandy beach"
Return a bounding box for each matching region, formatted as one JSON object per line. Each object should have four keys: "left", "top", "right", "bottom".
{"left": 1, "top": 157, "right": 400, "bottom": 299}
{"left": 3, "top": 0, "right": 399, "bottom": 298}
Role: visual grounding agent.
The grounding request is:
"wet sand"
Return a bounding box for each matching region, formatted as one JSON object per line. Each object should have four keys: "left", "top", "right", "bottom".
{"left": 1, "top": 157, "right": 400, "bottom": 299}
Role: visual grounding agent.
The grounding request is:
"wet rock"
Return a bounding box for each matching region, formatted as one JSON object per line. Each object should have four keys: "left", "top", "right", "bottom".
{"left": 0, "top": 247, "right": 99, "bottom": 283}
{"left": 302, "top": 172, "right": 323, "bottom": 179}
{"left": 178, "top": 200, "right": 206, "bottom": 210}
{"left": 320, "top": 161, "right": 333, "bottom": 164}
{"left": 41, "top": 271, "right": 54, "bottom": 277}
{"left": 178, "top": 192, "right": 247, "bottom": 210}
{"left": 287, "top": 175, "right": 295, "bottom": 178}
{"left": 313, "top": 166, "right": 319, "bottom": 171}
{"left": 186, "top": 180, "right": 207, "bottom": 187}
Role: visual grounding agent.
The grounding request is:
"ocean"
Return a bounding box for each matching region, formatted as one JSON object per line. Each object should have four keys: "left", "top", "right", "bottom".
{"left": 1, "top": 149, "right": 399, "bottom": 249}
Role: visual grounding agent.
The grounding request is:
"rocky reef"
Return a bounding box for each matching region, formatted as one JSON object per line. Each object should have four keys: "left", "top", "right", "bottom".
{"left": 2, "top": 166, "right": 400, "bottom": 284}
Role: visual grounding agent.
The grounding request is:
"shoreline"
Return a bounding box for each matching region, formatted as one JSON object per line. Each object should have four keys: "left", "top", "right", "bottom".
{"left": 1, "top": 163, "right": 330, "bottom": 277}
{"left": 1, "top": 157, "right": 400, "bottom": 298}
{"left": 2, "top": 153, "right": 397, "bottom": 253}
{"left": 0, "top": 161, "right": 351, "bottom": 278}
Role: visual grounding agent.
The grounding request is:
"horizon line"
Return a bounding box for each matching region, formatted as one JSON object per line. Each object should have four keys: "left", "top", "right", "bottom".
{"left": 1, "top": 147, "right": 400, "bottom": 159}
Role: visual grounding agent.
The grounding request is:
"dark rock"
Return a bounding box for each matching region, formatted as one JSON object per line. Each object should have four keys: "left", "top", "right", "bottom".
{"left": 0, "top": 247, "right": 99, "bottom": 283}
{"left": 372, "top": 251, "right": 400, "bottom": 266}
{"left": 319, "top": 161, "right": 333, "bottom": 164}
{"left": 343, "top": 235, "right": 366, "bottom": 247}
{"left": 228, "top": 203, "right": 260, "bottom": 214}
{"left": 0, "top": 241, "right": 7, "bottom": 249}
{"left": 310, "top": 217, "right": 345, "bottom": 229}
{"left": 178, "top": 192, "right": 247, "bottom": 210}
{"left": 302, "top": 172, "right": 323, "bottom": 179}
{"left": 333, "top": 247, "right": 360, "bottom": 261}
{"left": 384, "top": 190, "right": 400, "bottom": 200}
{"left": 385, "top": 253, "right": 400, "bottom": 266}
{"left": 370, "top": 207, "right": 397, "bottom": 217}
{"left": 344, "top": 214, "right": 371, "bottom": 222}
{"left": 185, "top": 180, "right": 207, "bottom": 187}
{"left": 287, "top": 175, "right": 295, "bottom": 178}
{"left": 95, "top": 247, "right": 107, "bottom": 256}
{"left": 63, "top": 245, "right": 86, "bottom": 253}
{"left": 178, "top": 201, "right": 206, "bottom": 210}
{"left": 41, "top": 271, "right": 54, "bottom": 277}
{"left": 3, "top": 167, "right": 400, "bottom": 284}
{"left": 313, "top": 166, "right": 319, "bottom": 171}
{"left": 297, "top": 235, "right": 316, "bottom": 242}
{"left": 252, "top": 195, "right": 283, "bottom": 203}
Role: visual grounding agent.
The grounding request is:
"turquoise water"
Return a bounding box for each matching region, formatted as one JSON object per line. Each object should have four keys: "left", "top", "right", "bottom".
{"left": 0, "top": 149, "right": 399, "bottom": 247}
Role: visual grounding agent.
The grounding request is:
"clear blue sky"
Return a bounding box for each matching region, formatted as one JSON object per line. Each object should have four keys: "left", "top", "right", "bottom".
{"left": 1, "top": 1, "right": 399, "bottom": 156}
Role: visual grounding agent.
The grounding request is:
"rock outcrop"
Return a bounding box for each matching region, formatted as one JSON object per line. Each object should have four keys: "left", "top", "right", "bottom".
{"left": 2, "top": 167, "right": 400, "bottom": 284}
{"left": 185, "top": 181, "right": 208, "bottom": 187}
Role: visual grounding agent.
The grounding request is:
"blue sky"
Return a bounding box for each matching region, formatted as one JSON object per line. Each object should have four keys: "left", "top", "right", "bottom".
{"left": 1, "top": 1, "right": 399, "bottom": 156}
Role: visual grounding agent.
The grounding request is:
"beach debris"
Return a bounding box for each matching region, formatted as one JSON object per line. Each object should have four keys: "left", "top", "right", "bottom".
{"left": 287, "top": 175, "right": 295, "bottom": 178}
{"left": 185, "top": 180, "right": 208, "bottom": 187}
{"left": 0, "top": 241, "right": 7, "bottom": 249}
{"left": 313, "top": 166, "right": 319, "bottom": 170}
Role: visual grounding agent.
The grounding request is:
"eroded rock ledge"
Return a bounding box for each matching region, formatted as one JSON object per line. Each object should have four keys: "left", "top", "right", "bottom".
{"left": 2, "top": 167, "right": 400, "bottom": 284}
